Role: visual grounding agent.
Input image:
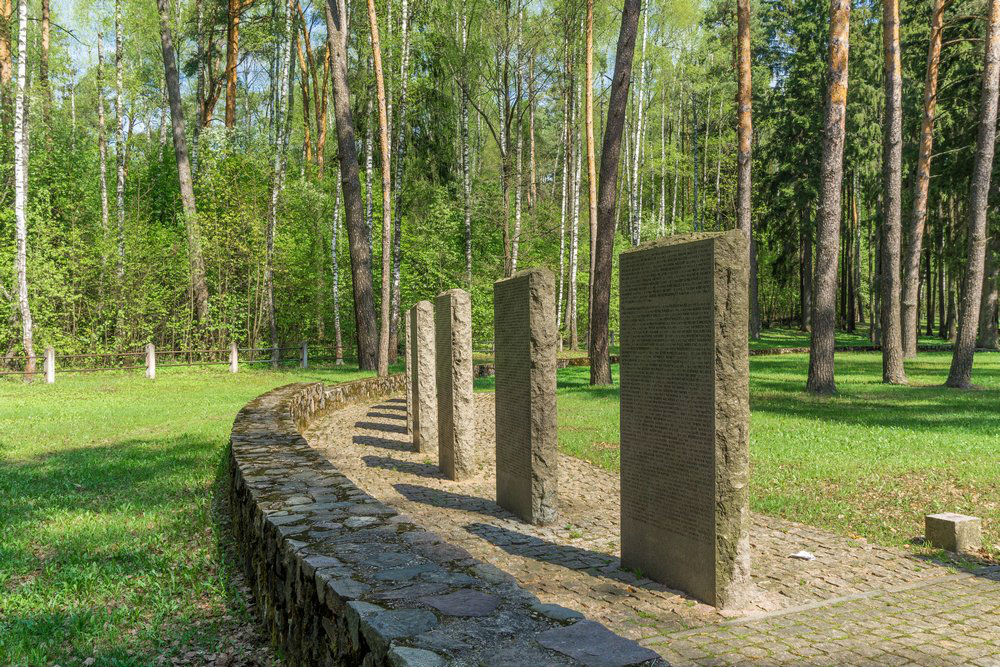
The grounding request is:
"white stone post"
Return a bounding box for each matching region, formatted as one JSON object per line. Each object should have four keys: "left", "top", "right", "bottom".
{"left": 44, "top": 347, "right": 55, "bottom": 384}
{"left": 301, "top": 341, "right": 309, "bottom": 368}
{"left": 145, "top": 343, "right": 156, "bottom": 380}
{"left": 229, "top": 342, "right": 239, "bottom": 373}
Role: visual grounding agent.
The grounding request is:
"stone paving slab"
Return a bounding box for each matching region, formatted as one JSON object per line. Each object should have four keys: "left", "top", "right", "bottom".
{"left": 305, "top": 394, "right": 1000, "bottom": 666}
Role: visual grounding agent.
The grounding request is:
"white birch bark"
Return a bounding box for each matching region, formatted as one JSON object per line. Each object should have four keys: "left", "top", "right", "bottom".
{"left": 332, "top": 176, "right": 344, "bottom": 364}
{"left": 267, "top": 0, "right": 294, "bottom": 366}
{"left": 628, "top": 7, "right": 647, "bottom": 246}
{"left": 659, "top": 92, "right": 666, "bottom": 236}
{"left": 511, "top": 9, "right": 524, "bottom": 274}
{"left": 364, "top": 84, "right": 374, "bottom": 255}
{"left": 388, "top": 0, "right": 411, "bottom": 355}
{"left": 556, "top": 81, "right": 569, "bottom": 334}
{"left": 567, "top": 109, "right": 582, "bottom": 349}
{"left": 460, "top": 1, "right": 472, "bottom": 286}
{"left": 97, "top": 31, "right": 110, "bottom": 236}
{"left": 14, "top": 0, "right": 34, "bottom": 379}
{"left": 115, "top": 0, "right": 125, "bottom": 280}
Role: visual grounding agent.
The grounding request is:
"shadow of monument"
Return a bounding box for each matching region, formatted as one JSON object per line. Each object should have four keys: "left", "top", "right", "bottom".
{"left": 390, "top": 484, "right": 670, "bottom": 593}
{"left": 366, "top": 411, "right": 407, "bottom": 421}
{"left": 462, "top": 521, "right": 624, "bottom": 578}
{"left": 362, "top": 455, "right": 443, "bottom": 480}
{"left": 373, "top": 400, "right": 407, "bottom": 412}
{"left": 354, "top": 420, "right": 408, "bottom": 434}
{"left": 352, "top": 434, "right": 413, "bottom": 452}
{"left": 393, "top": 483, "right": 511, "bottom": 521}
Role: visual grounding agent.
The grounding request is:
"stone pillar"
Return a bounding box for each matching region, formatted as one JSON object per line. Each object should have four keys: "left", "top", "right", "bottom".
{"left": 435, "top": 289, "right": 475, "bottom": 480}
{"left": 145, "top": 343, "right": 156, "bottom": 380}
{"left": 44, "top": 347, "right": 55, "bottom": 384}
{"left": 409, "top": 301, "right": 437, "bottom": 454}
{"left": 405, "top": 307, "right": 413, "bottom": 434}
{"left": 493, "top": 268, "right": 558, "bottom": 525}
{"left": 301, "top": 341, "right": 309, "bottom": 369}
{"left": 230, "top": 342, "right": 239, "bottom": 373}
{"left": 619, "top": 231, "right": 751, "bottom": 609}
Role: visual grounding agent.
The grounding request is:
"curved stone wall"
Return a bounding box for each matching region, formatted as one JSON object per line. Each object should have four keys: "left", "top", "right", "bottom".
{"left": 228, "top": 376, "right": 664, "bottom": 667}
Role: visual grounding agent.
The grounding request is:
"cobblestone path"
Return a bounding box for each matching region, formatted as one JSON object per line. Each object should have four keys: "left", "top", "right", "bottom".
{"left": 304, "top": 394, "right": 1000, "bottom": 666}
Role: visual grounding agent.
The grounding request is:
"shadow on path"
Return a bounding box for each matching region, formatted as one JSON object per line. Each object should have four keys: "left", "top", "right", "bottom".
{"left": 362, "top": 455, "right": 442, "bottom": 480}
{"left": 355, "top": 420, "right": 408, "bottom": 434}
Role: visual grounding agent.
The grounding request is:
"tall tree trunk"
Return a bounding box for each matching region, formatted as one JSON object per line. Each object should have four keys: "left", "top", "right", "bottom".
{"left": 807, "top": 0, "right": 850, "bottom": 395}
{"left": 115, "top": 0, "right": 126, "bottom": 282}
{"left": 947, "top": 0, "right": 1000, "bottom": 387}
{"left": 902, "top": 0, "right": 949, "bottom": 357}
{"left": 97, "top": 31, "right": 110, "bottom": 238}
{"left": 978, "top": 234, "right": 999, "bottom": 348}
{"left": 365, "top": 90, "right": 374, "bottom": 256}
{"left": 529, "top": 51, "right": 538, "bottom": 209}
{"left": 880, "top": 0, "right": 907, "bottom": 384}
{"left": 40, "top": 0, "right": 49, "bottom": 128}
{"left": 658, "top": 93, "right": 666, "bottom": 235}
{"left": 629, "top": 8, "right": 647, "bottom": 246}
{"left": 737, "top": 0, "right": 759, "bottom": 339}
{"left": 366, "top": 0, "right": 392, "bottom": 377}
{"left": 0, "top": 0, "right": 12, "bottom": 133}
{"left": 460, "top": 0, "right": 472, "bottom": 287}
{"left": 387, "top": 0, "right": 412, "bottom": 364}
{"left": 511, "top": 8, "right": 524, "bottom": 273}
{"left": 326, "top": 0, "right": 377, "bottom": 370}
{"left": 265, "top": 0, "right": 293, "bottom": 365}
{"left": 557, "top": 76, "right": 570, "bottom": 337}
{"left": 586, "top": 0, "right": 598, "bottom": 350}
{"left": 590, "top": 0, "right": 640, "bottom": 386}
{"left": 801, "top": 221, "right": 813, "bottom": 331}
{"left": 13, "top": 0, "right": 33, "bottom": 380}
{"left": 568, "top": 94, "right": 582, "bottom": 350}
{"left": 671, "top": 103, "right": 679, "bottom": 234}
{"left": 332, "top": 177, "right": 345, "bottom": 363}
{"left": 225, "top": 0, "right": 246, "bottom": 128}
{"left": 157, "top": 0, "right": 211, "bottom": 323}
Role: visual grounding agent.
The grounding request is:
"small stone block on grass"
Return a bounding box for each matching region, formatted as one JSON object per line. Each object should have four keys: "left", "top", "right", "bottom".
{"left": 925, "top": 513, "right": 982, "bottom": 553}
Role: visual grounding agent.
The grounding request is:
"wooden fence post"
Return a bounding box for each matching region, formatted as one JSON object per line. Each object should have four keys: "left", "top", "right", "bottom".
{"left": 230, "top": 343, "right": 239, "bottom": 373}
{"left": 45, "top": 347, "right": 55, "bottom": 384}
{"left": 301, "top": 341, "right": 308, "bottom": 369}
{"left": 146, "top": 344, "right": 156, "bottom": 380}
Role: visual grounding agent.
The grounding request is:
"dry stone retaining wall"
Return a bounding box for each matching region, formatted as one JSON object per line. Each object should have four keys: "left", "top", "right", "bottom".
{"left": 228, "top": 376, "right": 663, "bottom": 667}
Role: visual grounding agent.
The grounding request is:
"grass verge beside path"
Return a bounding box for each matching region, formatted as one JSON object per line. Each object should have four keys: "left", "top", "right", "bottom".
{"left": 549, "top": 351, "right": 1000, "bottom": 563}
{"left": 0, "top": 365, "right": 386, "bottom": 666}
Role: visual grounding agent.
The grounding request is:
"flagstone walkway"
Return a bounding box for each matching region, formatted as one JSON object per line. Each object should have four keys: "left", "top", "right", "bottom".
{"left": 304, "top": 394, "right": 1000, "bottom": 667}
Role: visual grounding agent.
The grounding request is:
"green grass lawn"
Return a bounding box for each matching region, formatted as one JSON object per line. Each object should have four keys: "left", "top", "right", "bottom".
{"left": 3, "top": 337, "right": 995, "bottom": 664}
{"left": 543, "top": 350, "right": 1000, "bottom": 562}
{"left": 0, "top": 364, "right": 388, "bottom": 666}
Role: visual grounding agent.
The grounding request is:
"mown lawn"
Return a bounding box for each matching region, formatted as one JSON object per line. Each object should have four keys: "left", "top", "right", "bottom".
{"left": 545, "top": 351, "right": 1000, "bottom": 562}
{"left": 0, "top": 364, "right": 387, "bottom": 666}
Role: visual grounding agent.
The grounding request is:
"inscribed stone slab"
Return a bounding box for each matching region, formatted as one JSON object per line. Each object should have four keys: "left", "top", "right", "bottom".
{"left": 618, "top": 230, "right": 751, "bottom": 609}
{"left": 493, "top": 268, "right": 558, "bottom": 525}
{"left": 435, "top": 289, "right": 475, "bottom": 480}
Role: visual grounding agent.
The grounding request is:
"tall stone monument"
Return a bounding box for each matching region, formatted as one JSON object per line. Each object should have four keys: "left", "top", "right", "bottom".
{"left": 493, "top": 268, "right": 558, "bottom": 525}
{"left": 405, "top": 306, "right": 414, "bottom": 435}
{"left": 619, "top": 230, "right": 751, "bottom": 609}
{"left": 435, "top": 289, "right": 475, "bottom": 480}
{"left": 409, "top": 301, "right": 437, "bottom": 454}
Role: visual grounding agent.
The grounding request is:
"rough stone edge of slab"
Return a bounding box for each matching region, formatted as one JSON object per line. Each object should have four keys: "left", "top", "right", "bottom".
{"left": 229, "top": 376, "right": 666, "bottom": 667}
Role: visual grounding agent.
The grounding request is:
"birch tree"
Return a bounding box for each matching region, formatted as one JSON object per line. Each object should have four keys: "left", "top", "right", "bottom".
{"left": 114, "top": 0, "right": 125, "bottom": 281}
{"left": 366, "top": 0, "right": 393, "bottom": 377}
{"left": 13, "top": 0, "right": 34, "bottom": 380}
